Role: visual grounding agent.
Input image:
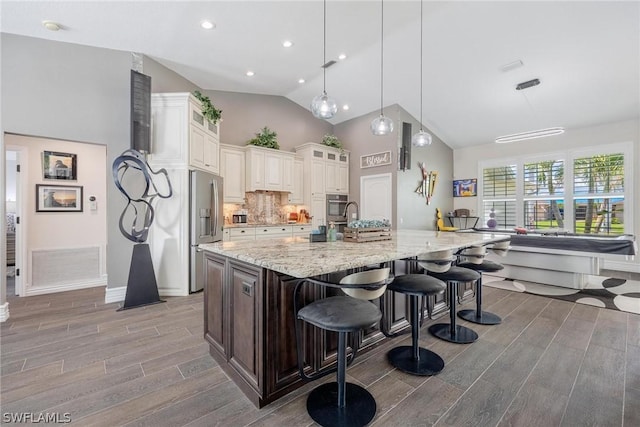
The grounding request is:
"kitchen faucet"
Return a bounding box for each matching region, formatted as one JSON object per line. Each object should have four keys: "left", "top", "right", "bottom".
{"left": 343, "top": 201, "right": 359, "bottom": 221}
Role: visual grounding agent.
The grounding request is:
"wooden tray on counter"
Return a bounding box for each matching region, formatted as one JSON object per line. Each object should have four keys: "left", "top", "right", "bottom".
{"left": 343, "top": 227, "right": 392, "bottom": 243}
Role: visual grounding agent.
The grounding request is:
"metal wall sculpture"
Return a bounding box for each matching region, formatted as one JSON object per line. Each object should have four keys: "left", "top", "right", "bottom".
{"left": 112, "top": 149, "right": 172, "bottom": 310}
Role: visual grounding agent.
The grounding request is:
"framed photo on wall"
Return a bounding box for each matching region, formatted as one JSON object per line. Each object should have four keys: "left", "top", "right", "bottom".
{"left": 36, "top": 184, "right": 83, "bottom": 212}
{"left": 453, "top": 179, "right": 477, "bottom": 197}
{"left": 43, "top": 151, "right": 77, "bottom": 180}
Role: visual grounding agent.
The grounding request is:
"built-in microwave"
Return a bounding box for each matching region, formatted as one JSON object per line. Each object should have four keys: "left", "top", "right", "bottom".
{"left": 326, "top": 194, "right": 348, "bottom": 226}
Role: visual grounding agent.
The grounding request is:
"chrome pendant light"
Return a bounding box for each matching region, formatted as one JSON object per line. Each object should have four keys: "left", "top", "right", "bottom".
{"left": 311, "top": 0, "right": 337, "bottom": 120}
{"left": 412, "top": 0, "right": 432, "bottom": 147}
{"left": 370, "top": 0, "right": 393, "bottom": 136}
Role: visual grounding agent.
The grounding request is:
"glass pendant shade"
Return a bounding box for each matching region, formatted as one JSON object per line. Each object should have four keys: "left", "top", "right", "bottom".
{"left": 370, "top": 114, "right": 394, "bottom": 135}
{"left": 311, "top": 92, "right": 338, "bottom": 119}
{"left": 412, "top": 129, "right": 432, "bottom": 146}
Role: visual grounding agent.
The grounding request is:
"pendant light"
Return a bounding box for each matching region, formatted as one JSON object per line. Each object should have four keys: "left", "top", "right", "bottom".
{"left": 370, "top": 0, "right": 393, "bottom": 135}
{"left": 311, "top": 0, "right": 337, "bottom": 120}
{"left": 411, "top": 0, "right": 432, "bottom": 147}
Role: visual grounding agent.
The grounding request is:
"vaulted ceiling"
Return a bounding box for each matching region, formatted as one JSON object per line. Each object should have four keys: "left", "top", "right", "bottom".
{"left": 2, "top": 1, "right": 638, "bottom": 148}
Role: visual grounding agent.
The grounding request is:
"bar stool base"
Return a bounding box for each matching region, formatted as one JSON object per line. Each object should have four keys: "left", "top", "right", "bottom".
{"left": 429, "top": 323, "right": 478, "bottom": 344}
{"left": 457, "top": 309, "right": 502, "bottom": 325}
{"left": 307, "top": 382, "right": 376, "bottom": 427}
{"left": 387, "top": 346, "right": 445, "bottom": 376}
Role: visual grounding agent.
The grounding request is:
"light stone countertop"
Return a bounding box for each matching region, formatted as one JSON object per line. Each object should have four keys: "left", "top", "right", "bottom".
{"left": 200, "top": 229, "right": 510, "bottom": 278}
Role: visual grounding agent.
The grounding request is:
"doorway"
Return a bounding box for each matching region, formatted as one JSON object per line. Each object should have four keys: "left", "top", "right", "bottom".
{"left": 360, "top": 173, "right": 393, "bottom": 224}
{"left": 5, "top": 146, "right": 25, "bottom": 296}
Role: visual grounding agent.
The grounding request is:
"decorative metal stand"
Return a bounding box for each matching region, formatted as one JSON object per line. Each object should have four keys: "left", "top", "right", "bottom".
{"left": 113, "top": 149, "right": 172, "bottom": 311}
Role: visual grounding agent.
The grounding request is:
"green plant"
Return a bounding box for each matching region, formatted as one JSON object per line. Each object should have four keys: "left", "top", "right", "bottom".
{"left": 193, "top": 90, "right": 222, "bottom": 124}
{"left": 322, "top": 134, "right": 343, "bottom": 151}
{"left": 247, "top": 126, "right": 279, "bottom": 149}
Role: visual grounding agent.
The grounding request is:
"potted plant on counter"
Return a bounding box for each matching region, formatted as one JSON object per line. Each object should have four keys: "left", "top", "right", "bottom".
{"left": 247, "top": 126, "right": 279, "bottom": 149}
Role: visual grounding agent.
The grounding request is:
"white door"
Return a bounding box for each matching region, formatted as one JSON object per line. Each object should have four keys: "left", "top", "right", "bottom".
{"left": 5, "top": 145, "right": 26, "bottom": 296}
{"left": 360, "top": 173, "right": 392, "bottom": 224}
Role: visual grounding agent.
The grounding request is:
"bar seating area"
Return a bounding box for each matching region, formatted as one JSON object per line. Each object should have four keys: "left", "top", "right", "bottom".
{"left": 292, "top": 241, "right": 509, "bottom": 425}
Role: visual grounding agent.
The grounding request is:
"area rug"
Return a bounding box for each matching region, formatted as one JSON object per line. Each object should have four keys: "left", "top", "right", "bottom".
{"left": 483, "top": 274, "right": 640, "bottom": 315}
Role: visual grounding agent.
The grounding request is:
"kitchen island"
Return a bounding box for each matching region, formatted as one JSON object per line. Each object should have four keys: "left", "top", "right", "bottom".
{"left": 199, "top": 230, "right": 509, "bottom": 407}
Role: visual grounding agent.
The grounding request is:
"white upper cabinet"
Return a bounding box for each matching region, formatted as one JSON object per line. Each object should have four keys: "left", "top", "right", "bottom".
{"left": 151, "top": 92, "right": 220, "bottom": 175}
{"left": 296, "top": 142, "right": 350, "bottom": 207}
{"left": 245, "top": 146, "right": 295, "bottom": 192}
{"left": 220, "top": 144, "right": 246, "bottom": 203}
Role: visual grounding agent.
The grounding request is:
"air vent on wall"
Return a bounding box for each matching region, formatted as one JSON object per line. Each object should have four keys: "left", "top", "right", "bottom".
{"left": 516, "top": 78, "right": 540, "bottom": 91}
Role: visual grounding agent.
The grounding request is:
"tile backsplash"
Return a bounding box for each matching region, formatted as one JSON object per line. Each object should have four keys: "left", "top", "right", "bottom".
{"left": 224, "top": 192, "right": 303, "bottom": 224}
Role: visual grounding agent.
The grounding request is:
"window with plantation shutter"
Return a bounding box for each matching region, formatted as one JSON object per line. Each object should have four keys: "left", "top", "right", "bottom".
{"left": 477, "top": 143, "right": 632, "bottom": 234}
{"left": 523, "top": 160, "right": 565, "bottom": 229}
{"left": 481, "top": 165, "right": 517, "bottom": 228}
{"left": 573, "top": 153, "right": 625, "bottom": 235}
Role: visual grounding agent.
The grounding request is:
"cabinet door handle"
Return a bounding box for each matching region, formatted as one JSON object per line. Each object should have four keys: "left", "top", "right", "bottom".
{"left": 242, "top": 281, "right": 254, "bottom": 296}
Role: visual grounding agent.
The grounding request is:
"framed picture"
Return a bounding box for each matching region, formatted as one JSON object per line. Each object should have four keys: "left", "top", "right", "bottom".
{"left": 453, "top": 179, "right": 477, "bottom": 197}
{"left": 36, "top": 184, "right": 83, "bottom": 212}
{"left": 43, "top": 151, "right": 77, "bottom": 180}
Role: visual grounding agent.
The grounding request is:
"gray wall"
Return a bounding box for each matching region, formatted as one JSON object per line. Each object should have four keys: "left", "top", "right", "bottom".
{"left": 334, "top": 104, "right": 453, "bottom": 230}
{"left": 200, "top": 90, "right": 333, "bottom": 151}
{"left": 1, "top": 34, "right": 132, "bottom": 290}
{"left": 0, "top": 35, "right": 340, "bottom": 297}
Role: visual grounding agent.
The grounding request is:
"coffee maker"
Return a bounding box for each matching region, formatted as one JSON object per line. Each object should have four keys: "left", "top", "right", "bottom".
{"left": 232, "top": 210, "right": 248, "bottom": 223}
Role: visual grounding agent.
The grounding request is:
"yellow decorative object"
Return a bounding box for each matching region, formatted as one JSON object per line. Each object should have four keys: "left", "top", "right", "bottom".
{"left": 436, "top": 208, "right": 458, "bottom": 232}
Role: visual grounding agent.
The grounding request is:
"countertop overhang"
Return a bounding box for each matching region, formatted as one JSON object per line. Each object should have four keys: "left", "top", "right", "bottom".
{"left": 200, "top": 229, "right": 510, "bottom": 278}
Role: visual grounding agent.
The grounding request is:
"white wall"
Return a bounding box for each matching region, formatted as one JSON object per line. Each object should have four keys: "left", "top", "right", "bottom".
{"left": 6, "top": 134, "right": 107, "bottom": 294}
{"left": 453, "top": 118, "right": 640, "bottom": 270}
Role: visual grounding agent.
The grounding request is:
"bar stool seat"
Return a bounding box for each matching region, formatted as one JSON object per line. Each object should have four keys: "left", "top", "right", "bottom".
{"left": 456, "top": 260, "right": 504, "bottom": 325}
{"left": 387, "top": 274, "right": 446, "bottom": 376}
{"left": 427, "top": 266, "right": 481, "bottom": 344}
{"left": 294, "top": 268, "right": 389, "bottom": 427}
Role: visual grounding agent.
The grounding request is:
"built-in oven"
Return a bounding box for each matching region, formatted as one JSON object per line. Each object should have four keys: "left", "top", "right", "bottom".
{"left": 326, "top": 194, "right": 348, "bottom": 232}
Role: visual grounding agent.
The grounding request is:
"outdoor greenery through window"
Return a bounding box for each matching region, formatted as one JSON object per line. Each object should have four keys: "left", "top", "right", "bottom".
{"left": 479, "top": 145, "right": 630, "bottom": 235}
{"left": 573, "top": 153, "right": 624, "bottom": 235}
{"left": 524, "top": 160, "right": 564, "bottom": 229}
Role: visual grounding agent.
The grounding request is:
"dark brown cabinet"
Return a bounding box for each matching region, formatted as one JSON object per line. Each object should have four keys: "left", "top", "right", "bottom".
{"left": 203, "top": 253, "right": 472, "bottom": 408}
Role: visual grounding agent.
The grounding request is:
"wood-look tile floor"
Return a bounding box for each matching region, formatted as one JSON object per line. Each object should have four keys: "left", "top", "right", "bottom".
{"left": 1, "top": 280, "right": 638, "bottom": 426}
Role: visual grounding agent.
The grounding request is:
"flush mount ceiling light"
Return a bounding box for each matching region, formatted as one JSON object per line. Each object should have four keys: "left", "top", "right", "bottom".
{"left": 42, "top": 20, "right": 62, "bottom": 31}
{"left": 370, "top": 0, "right": 393, "bottom": 136}
{"left": 338, "top": 53, "right": 347, "bottom": 60}
{"left": 311, "top": 0, "right": 338, "bottom": 120}
{"left": 411, "top": 0, "right": 432, "bottom": 147}
{"left": 298, "top": 78, "right": 305, "bottom": 84}
{"left": 246, "top": 71, "right": 255, "bottom": 77}
{"left": 282, "top": 40, "right": 293, "bottom": 48}
{"left": 495, "top": 127, "right": 565, "bottom": 143}
{"left": 200, "top": 20, "right": 215, "bottom": 30}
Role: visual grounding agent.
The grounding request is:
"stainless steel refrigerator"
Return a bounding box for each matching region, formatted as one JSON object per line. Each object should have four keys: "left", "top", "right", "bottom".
{"left": 190, "top": 170, "right": 224, "bottom": 293}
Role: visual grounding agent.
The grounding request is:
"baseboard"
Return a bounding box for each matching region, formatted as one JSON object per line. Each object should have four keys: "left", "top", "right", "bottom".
{"left": 0, "top": 302, "right": 10, "bottom": 322}
{"left": 23, "top": 277, "right": 107, "bottom": 297}
{"left": 603, "top": 260, "right": 640, "bottom": 273}
{"left": 105, "top": 286, "right": 127, "bottom": 304}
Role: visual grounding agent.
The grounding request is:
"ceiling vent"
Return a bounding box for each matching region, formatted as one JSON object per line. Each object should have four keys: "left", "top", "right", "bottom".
{"left": 322, "top": 60, "right": 337, "bottom": 69}
{"left": 516, "top": 78, "right": 540, "bottom": 90}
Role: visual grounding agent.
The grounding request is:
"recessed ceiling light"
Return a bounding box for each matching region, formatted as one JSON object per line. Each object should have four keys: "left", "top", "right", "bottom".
{"left": 246, "top": 71, "right": 255, "bottom": 77}
{"left": 338, "top": 53, "right": 347, "bottom": 60}
{"left": 342, "top": 105, "right": 350, "bottom": 111}
{"left": 42, "top": 20, "right": 61, "bottom": 31}
{"left": 298, "top": 78, "right": 305, "bottom": 84}
{"left": 201, "top": 20, "right": 215, "bottom": 30}
{"left": 282, "top": 40, "right": 294, "bottom": 48}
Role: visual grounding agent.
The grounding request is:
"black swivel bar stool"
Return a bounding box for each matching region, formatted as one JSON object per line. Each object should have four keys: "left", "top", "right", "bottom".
{"left": 426, "top": 265, "right": 481, "bottom": 344}
{"left": 456, "top": 259, "right": 504, "bottom": 325}
{"left": 293, "top": 268, "right": 389, "bottom": 427}
{"left": 386, "top": 273, "right": 446, "bottom": 376}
